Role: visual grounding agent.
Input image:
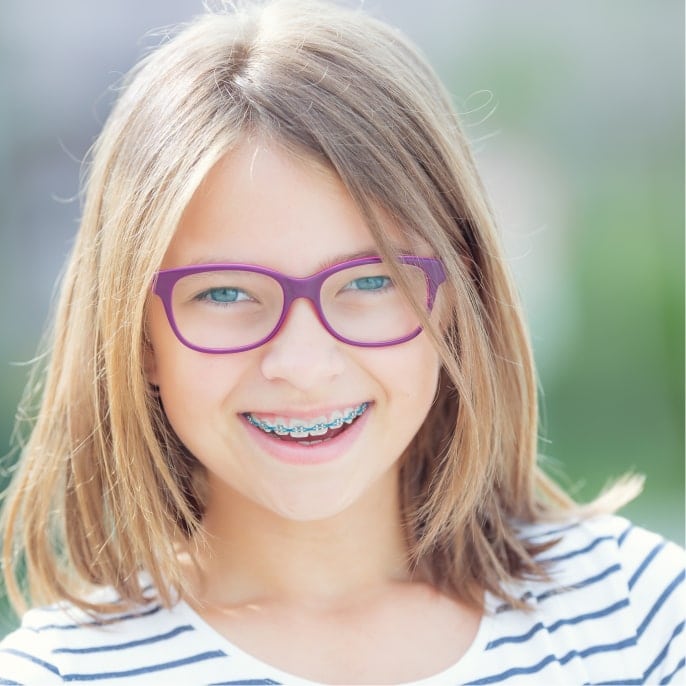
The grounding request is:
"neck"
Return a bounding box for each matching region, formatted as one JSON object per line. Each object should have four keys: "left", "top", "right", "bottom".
{"left": 187, "top": 468, "right": 410, "bottom": 609}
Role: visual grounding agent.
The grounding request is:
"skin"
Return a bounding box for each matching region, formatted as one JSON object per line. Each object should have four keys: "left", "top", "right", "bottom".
{"left": 146, "top": 140, "right": 480, "bottom": 684}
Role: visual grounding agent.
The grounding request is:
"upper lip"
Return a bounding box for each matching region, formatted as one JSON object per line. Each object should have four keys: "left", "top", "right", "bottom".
{"left": 241, "top": 402, "right": 371, "bottom": 421}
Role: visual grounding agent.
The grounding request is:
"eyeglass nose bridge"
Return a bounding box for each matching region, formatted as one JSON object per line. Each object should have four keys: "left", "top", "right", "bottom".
{"left": 268, "top": 270, "right": 339, "bottom": 343}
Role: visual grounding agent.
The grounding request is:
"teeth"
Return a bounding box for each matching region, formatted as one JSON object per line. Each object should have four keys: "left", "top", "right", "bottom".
{"left": 304, "top": 424, "right": 329, "bottom": 437}
{"left": 245, "top": 403, "right": 368, "bottom": 438}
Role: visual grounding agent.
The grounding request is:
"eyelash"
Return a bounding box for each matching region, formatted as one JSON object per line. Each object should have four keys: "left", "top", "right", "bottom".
{"left": 195, "top": 287, "right": 251, "bottom": 304}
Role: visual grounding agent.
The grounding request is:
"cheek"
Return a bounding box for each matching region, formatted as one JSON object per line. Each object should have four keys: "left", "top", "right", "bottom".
{"left": 148, "top": 310, "right": 247, "bottom": 444}
{"left": 372, "top": 336, "right": 441, "bottom": 419}
{"left": 155, "top": 352, "right": 252, "bottom": 469}
{"left": 149, "top": 298, "right": 236, "bottom": 397}
{"left": 415, "top": 354, "right": 441, "bottom": 420}
{"left": 159, "top": 353, "right": 246, "bottom": 411}
{"left": 365, "top": 339, "right": 440, "bottom": 482}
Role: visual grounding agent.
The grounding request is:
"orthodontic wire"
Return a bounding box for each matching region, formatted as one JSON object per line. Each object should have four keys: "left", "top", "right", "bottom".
{"left": 245, "top": 402, "right": 369, "bottom": 434}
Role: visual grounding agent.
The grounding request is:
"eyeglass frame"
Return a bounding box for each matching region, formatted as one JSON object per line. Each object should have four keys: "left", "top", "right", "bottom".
{"left": 151, "top": 255, "right": 446, "bottom": 354}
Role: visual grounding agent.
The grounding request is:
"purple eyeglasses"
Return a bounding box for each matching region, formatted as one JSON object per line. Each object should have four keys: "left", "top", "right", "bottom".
{"left": 152, "top": 255, "right": 446, "bottom": 353}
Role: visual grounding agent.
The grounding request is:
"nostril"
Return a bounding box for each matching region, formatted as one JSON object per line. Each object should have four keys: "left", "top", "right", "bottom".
{"left": 260, "top": 344, "right": 346, "bottom": 386}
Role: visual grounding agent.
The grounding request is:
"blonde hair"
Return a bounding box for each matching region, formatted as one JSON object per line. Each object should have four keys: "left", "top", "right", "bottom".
{"left": 2, "top": 0, "right": 641, "bottom": 615}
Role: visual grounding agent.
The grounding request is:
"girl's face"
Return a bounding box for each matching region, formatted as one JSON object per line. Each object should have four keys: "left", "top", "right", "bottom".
{"left": 146, "top": 141, "right": 441, "bottom": 523}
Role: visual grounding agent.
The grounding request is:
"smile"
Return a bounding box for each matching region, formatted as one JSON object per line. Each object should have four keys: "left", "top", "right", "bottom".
{"left": 243, "top": 402, "right": 370, "bottom": 442}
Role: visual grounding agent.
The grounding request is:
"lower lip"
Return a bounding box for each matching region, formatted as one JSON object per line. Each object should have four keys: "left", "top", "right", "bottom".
{"left": 240, "top": 405, "right": 372, "bottom": 466}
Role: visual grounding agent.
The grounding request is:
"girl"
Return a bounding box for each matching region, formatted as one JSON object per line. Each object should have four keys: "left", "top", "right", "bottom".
{"left": 1, "top": 1, "right": 683, "bottom": 683}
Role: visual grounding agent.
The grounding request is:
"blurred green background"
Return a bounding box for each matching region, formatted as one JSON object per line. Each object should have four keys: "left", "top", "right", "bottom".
{"left": 0, "top": 1, "right": 683, "bottom": 633}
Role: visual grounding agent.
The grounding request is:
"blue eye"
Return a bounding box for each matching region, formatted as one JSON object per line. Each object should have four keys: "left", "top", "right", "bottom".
{"left": 347, "top": 276, "right": 392, "bottom": 291}
{"left": 197, "top": 287, "right": 249, "bottom": 303}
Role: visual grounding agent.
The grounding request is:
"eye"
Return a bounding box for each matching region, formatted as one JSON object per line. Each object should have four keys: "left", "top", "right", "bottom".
{"left": 345, "top": 276, "right": 392, "bottom": 292}
{"left": 195, "top": 287, "right": 251, "bottom": 304}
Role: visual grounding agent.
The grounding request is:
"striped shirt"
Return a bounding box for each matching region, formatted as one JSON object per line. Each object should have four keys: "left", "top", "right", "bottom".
{"left": 0, "top": 515, "right": 683, "bottom": 685}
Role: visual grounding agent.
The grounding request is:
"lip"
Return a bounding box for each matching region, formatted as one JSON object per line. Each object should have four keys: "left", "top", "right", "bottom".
{"left": 240, "top": 402, "right": 372, "bottom": 466}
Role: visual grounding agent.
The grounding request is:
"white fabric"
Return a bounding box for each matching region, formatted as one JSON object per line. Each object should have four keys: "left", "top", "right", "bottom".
{"left": 0, "top": 515, "right": 683, "bottom": 685}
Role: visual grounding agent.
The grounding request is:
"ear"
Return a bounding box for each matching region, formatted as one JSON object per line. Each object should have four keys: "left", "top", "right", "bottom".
{"left": 143, "top": 338, "right": 159, "bottom": 387}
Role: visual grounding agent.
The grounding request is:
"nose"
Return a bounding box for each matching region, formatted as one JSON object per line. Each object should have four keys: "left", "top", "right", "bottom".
{"left": 259, "top": 297, "right": 345, "bottom": 389}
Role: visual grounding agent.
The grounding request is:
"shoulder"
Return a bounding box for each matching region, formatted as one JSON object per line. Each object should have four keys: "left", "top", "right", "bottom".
{"left": 0, "top": 590, "right": 199, "bottom": 684}
{"left": 0, "top": 604, "right": 66, "bottom": 684}
{"left": 523, "top": 514, "right": 685, "bottom": 646}
{"left": 476, "top": 514, "right": 685, "bottom": 685}
{"left": 520, "top": 514, "right": 684, "bottom": 598}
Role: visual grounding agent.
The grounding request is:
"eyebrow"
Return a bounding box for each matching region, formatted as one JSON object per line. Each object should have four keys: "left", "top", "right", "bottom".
{"left": 185, "top": 246, "right": 408, "bottom": 273}
{"left": 315, "top": 248, "right": 388, "bottom": 271}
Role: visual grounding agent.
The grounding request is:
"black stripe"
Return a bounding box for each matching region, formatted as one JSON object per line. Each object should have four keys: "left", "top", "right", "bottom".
{"left": 537, "top": 535, "right": 614, "bottom": 565}
{"left": 0, "top": 648, "right": 61, "bottom": 676}
{"left": 52, "top": 624, "right": 194, "bottom": 654}
{"left": 61, "top": 650, "right": 226, "bottom": 681}
{"left": 487, "top": 598, "right": 629, "bottom": 650}
{"left": 637, "top": 571, "right": 685, "bottom": 638}
{"left": 628, "top": 541, "right": 666, "bottom": 590}
{"left": 30, "top": 604, "right": 163, "bottom": 632}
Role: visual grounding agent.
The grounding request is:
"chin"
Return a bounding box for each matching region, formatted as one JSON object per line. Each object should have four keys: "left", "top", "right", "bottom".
{"left": 264, "top": 490, "right": 361, "bottom": 523}
{"left": 274, "top": 502, "right": 354, "bottom": 523}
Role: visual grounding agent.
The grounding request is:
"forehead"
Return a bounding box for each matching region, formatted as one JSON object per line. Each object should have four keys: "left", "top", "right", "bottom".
{"left": 161, "top": 141, "right": 428, "bottom": 274}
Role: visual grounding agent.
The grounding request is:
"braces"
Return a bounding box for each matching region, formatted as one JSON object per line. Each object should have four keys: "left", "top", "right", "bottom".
{"left": 245, "top": 402, "right": 369, "bottom": 435}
